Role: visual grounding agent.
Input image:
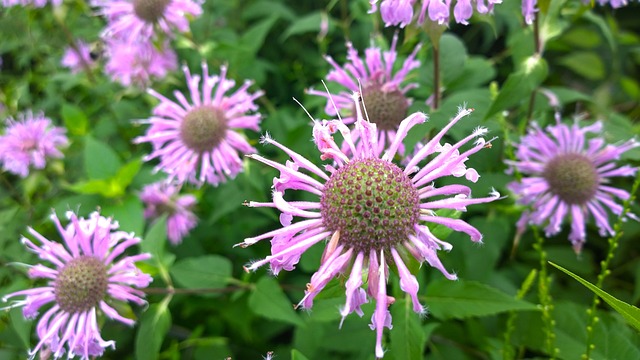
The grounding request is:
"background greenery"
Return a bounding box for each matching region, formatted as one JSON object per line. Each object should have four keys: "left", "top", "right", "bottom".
{"left": 0, "top": 0, "right": 639, "bottom": 359}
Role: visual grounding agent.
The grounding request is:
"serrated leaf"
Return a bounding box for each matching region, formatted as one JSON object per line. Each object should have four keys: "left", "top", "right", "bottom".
{"left": 388, "top": 299, "right": 426, "bottom": 360}
{"left": 61, "top": 103, "right": 88, "bottom": 136}
{"left": 249, "top": 276, "right": 304, "bottom": 326}
{"left": 84, "top": 136, "right": 121, "bottom": 180}
{"left": 135, "top": 303, "right": 172, "bottom": 360}
{"left": 550, "top": 262, "right": 640, "bottom": 332}
{"left": 171, "top": 255, "right": 233, "bottom": 292}
{"left": 425, "top": 279, "right": 538, "bottom": 320}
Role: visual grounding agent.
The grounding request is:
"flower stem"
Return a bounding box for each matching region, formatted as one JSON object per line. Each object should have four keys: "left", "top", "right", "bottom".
{"left": 526, "top": 15, "right": 541, "bottom": 122}
{"left": 503, "top": 269, "right": 538, "bottom": 360}
{"left": 433, "top": 44, "right": 440, "bottom": 110}
{"left": 533, "top": 227, "right": 559, "bottom": 359}
{"left": 582, "top": 173, "right": 640, "bottom": 360}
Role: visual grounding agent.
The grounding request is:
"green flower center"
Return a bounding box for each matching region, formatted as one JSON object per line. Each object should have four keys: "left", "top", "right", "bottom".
{"left": 54, "top": 256, "right": 108, "bottom": 314}
{"left": 180, "top": 105, "right": 228, "bottom": 153}
{"left": 320, "top": 158, "right": 420, "bottom": 253}
{"left": 133, "top": 0, "right": 171, "bottom": 23}
{"left": 353, "top": 86, "right": 409, "bottom": 131}
{"left": 542, "top": 153, "right": 599, "bottom": 205}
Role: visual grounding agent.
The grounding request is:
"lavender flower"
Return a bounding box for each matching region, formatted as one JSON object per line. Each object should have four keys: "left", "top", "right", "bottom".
{"left": 135, "top": 63, "right": 263, "bottom": 186}
{"left": 94, "top": 0, "right": 203, "bottom": 43}
{"left": 61, "top": 41, "right": 95, "bottom": 74}
{"left": 2, "top": 211, "right": 152, "bottom": 360}
{"left": 307, "top": 34, "right": 421, "bottom": 156}
{"left": 0, "top": 111, "right": 68, "bottom": 178}
{"left": 104, "top": 39, "right": 177, "bottom": 87}
{"left": 141, "top": 181, "right": 197, "bottom": 245}
{"left": 239, "top": 94, "right": 500, "bottom": 358}
{"left": 507, "top": 120, "right": 638, "bottom": 252}
{"left": 369, "top": 0, "right": 502, "bottom": 27}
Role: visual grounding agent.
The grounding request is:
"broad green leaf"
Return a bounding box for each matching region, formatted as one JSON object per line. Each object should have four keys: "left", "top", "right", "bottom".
{"left": 558, "top": 51, "right": 605, "bottom": 80}
{"left": 281, "top": 12, "right": 328, "bottom": 41}
{"left": 425, "top": 279, "right": 538, "bottom": 320}
{"left": 388, "top": 299, "right": 426, "bottom": 360}
{"left": 83, "top": 136, "right": 121, "bottom": 180}
{"left": 61, "top": 103, "right": 88, "bottom": 136}
{"left": 141, "top": 215, "right": 168, "bottom": 259}
{"left": 291, "top": 349, "right": 311, "bottom": 360}
{"left": 101, "top": 195, "right": 144, "bottom": 236}
{"left": 170, "top": 255, "right": 233, "bottom": 292}
{"left": 114, "top": 158, "right": 142, "bottom": 190}
{"left": 135, "top": 303, "right": 172, "bottom": 360}
{"left": 9, "top": 307, "right": 31, "bottom": 350}
{"left": 240, "top": 16, "right": 278, "bottom": 55}
{"left": 249, "top": 276, "right": 304, "bottom": 326}
{"left": 550, "top": 262, "right": 640, "bottom": 332}
{"left": 65, "top": 179, "right": 118, "bottom": 197}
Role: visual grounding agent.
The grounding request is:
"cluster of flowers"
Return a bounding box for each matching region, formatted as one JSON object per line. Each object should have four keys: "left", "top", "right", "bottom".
{"left": 0, "top": 0, "right": 638, "bottom": 359}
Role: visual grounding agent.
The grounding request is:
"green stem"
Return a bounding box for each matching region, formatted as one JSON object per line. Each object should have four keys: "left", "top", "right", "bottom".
{"left": 526, "top": 15, "right": 541, "bottom": 122}
{"left": 583, "top": 173, "right": 640, "bottom": 360}
{"left": 533, "top": 227, "right": 558, "bottom": 359}
{"left": 503, "top": 269, "right": 538, "bottom": 360}
{"left": 433, "top": 44, "right": 440, "bottom": 110}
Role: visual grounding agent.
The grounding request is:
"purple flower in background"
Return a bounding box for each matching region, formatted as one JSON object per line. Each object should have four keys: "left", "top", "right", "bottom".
{"left": 104, "top": 39, "right": 177, "bottom": 87}
{"left": 61, "top": 41, "right": 95, "bottom": 74}
{"left": 239, "top": 94, "right": 500, "bottom": 358}
{"left": 369, "top": 0, "right": 502, "bottom": 27}
{"left": 0, "top": 111, "right": 68, "bottom": 178}
{"left": 507, "top": 120, "right": 638, "bottom": 252}
{"left": 94, "top": 0, "right": 203, "bottom": 43}
{"left": 307, "top": 34, "right": 421, "bottom": 156}
{"left": 135, "top": 63, "right": 263, "bottom": 186}
{"left": 141, "top": 181, "right": 197, "bottom": 245}
{"left": 2, "top": 211, "right": 152, "bottom": 360}
{"left": 1, "top": 0, "right": 61, "bottom": 7}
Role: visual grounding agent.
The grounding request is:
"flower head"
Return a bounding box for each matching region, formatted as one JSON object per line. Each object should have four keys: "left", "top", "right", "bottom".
{"left": 135, "top": 63, "right": 264, "bottom": 186}
{"left": 104, "top": 39, "right": 177, "bottom": 87}
{"left": 0, "top": 111, "right": 68, "bottom": 178}
{"left": 369, "top": 0, "right": 502, "bottom": 27}
{"left": 2, "top": 211, "right": 152, "bottom": 360}
{"left": 239, "top": 94, "right": 500, "bottom": 358}
{"left": 507, "top": 120, "right": 638, "bottom": 252}
{"left": 94, "top": 0, "right": 202, "bottom": 43}
{"left": 61, "top": 41, "right": 96, "bottom": 74}
{"left": 308, "top": 34, "right": 421, "bottom": 156}
{"left": 140, "top": 181, "right": 197, "bottom": 244}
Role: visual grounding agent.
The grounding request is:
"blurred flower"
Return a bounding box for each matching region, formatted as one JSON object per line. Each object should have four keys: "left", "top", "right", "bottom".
{"left": 369, "top": 0, "right": 502, "bottom": 27}
{"left": 104, "top": 39, "right": 177, "bottom": 87}
{"left": 61, "top": 41, "right": 95, "bottom": 74}
{"left": 135, "top": 63, "right": 263, "bottom": 186}
{"left": 307, "top": 34, "right": 421, "bottom": 156}
{"left": 140, "top": 181, "right": 197, "bottom": 245}
{"left": 523, "top": 0, "right": 633, "bottom": 25}
{"left": 507, "top": 120, "right": 638, "bottom": 252}
{"left": 1, "top": 0, "right": 61, "bottom": 7}
{"left": 239, "top": 94, "right": 500, "bottom": 358}
{"left": 94, "top": 0, "right": 203, "bottom": 43}
{"left": 2, "top": 211, "right": 152, "bottom": 360}
{"left": 0, "top": 111, "right": 68, "bottom": 178}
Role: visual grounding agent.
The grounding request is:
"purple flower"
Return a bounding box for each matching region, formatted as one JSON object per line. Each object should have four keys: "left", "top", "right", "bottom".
{"left": 2, "top": 211, "right": 152, "bottom": 360}
{"left": 104, "top": 39, "right": 177, "bottom": 87}
{"left": 140, "top": 181, "right": 197, "bottom": 245}
{"left": 61, "top": 41, "right": 95, "bottom": 74}
{"left": 369, "top": 0, "right": 502, "bottom": 27}
{"left": 0, "top": 111, "right": 68, "bottom": 178}
{"left": 307, "top": 34, "right": 421, "bottom": 156}
{"left": 94, "top": 0, "right": 203, "bottom": 43}
{"left": 238, "top": 94, "right": 500, "bottom": 358}
{"left": 135, "top": 63, "right": 264, "bottom": 186}
{"left": 1, "top": 0, "right": 61, "bottom": 7}
{"left": 507, "top": 120, "right": 638, "bottom": 253}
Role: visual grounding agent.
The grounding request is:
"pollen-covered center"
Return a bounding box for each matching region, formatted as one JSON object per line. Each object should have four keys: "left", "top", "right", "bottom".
{"left": 320, "top": 158, "right": 420, "bottom": 253}
{"left": 54, "top": 256, "right": 108, "bottom": 314}
{"left": 180, "top": 105, "right": 228, "bottom": 153}
{"left": 133, "top": 0, "right": 170, "bottom": 23}
{"left": 542, "top": 153, "right": 599, "bottom": 205}
{"left": 354, "top": 86, "right": 409, "bottom": 131}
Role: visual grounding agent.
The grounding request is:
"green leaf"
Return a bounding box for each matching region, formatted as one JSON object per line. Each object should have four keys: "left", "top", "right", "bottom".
{"left": 83, "top": 136, "right": 122, "bottom": 180}
{"left": 9, "top": 307, "right": 31, "bottom": 350}
{"left": 114, "top": 158, "right": 142, "bottom": 190}
{"left": 170, "top": 255, "right": 233, "bottom": 293}
{"left": 425, "top": 279, "right": 538, "bottom": 320}
{"left": 141, "top": 215, "right": 168, "bottom": 259}
{"left": 281, "top": 12, "right": 326, "bottom": 41}
{"left": 291, "top": 349, "right": 310, "bottom": 360}
{"left": 484, "top": 56, "right": 548, "bottom": 120}
{"left": 558, "top": 51, "right": 605, "bottom": 80}
{"left": 135, "top": 303, "right": 172, "bottom": 360}
{"left": 249, "top": 276, "right": 304, "bottom": 326}
{"left": 240, "top": 16, "right": 278, "bottom": 56}
{"left": 550, "top": 262, "right": 640, "bottom": 332}
{"left": 388, "top": 299, "right": 426, "bottom": 360}
{"left": 61, "top": 103, "right": 88, "bottom": 136}
{"left": 65, "top": 179, "right": 114, "bottom": 197}
{"left": 101, "top": 195, "right": 144, "bottom": 235}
